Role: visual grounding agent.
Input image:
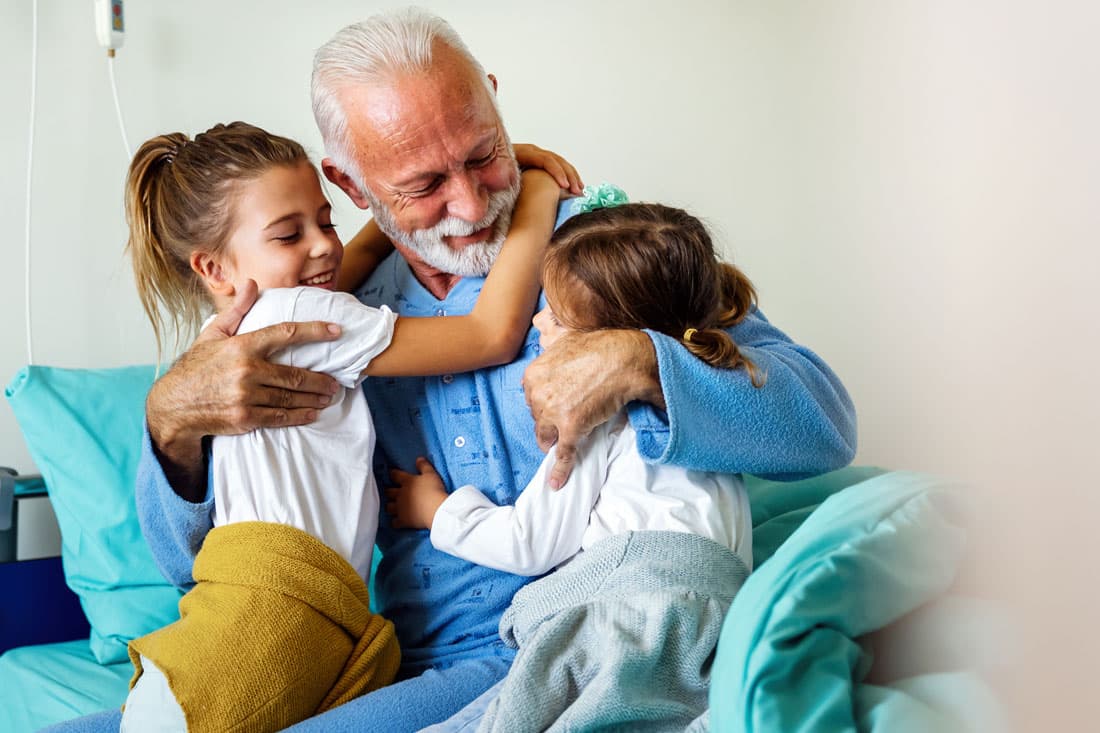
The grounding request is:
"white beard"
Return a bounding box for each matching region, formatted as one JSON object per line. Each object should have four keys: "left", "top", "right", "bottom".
{"left": 364, "top": 169, "right": 522, "bottom": 278}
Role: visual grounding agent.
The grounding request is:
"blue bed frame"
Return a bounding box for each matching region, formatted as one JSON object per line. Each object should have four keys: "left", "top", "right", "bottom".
{"left": 0, "top": 473, "right": 89, "bottom": 655}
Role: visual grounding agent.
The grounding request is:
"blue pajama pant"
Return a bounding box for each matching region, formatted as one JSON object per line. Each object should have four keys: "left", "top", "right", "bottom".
{"left": 41, "top": 654, "right": 512, "bottom": 733}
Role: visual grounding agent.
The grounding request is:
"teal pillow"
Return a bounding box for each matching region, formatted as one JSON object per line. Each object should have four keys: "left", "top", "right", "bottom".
{"left": 5, "top": 365, "right": 183, "bottom": 664}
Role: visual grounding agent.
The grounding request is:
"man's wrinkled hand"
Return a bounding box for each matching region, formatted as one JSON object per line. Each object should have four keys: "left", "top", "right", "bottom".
{"left": 522, "top": 329, "right": 664, "bottom": 490}
{"left": 146, "top": 280, "right": 342, "bottom": 496}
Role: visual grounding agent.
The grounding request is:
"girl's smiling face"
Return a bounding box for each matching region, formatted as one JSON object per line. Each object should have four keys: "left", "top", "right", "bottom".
{"left": 210, "top": 161, "right": 344, "bottom": 295}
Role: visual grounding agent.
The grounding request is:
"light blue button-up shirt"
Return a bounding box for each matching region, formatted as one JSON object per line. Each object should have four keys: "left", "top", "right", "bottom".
{"left": 356, "top": 247, "right": 552, "bottom": 667}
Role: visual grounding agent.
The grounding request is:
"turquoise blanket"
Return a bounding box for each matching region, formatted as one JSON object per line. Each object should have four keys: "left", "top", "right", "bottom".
{"left": 714, "top": 469, "right": 1006, "bottom": 732}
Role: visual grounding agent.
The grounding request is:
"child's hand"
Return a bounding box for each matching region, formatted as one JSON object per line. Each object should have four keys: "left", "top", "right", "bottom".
{"left": 513, "top": 143, "right": 583, "bottom": 196}
{"left": 386, "top": 457, "right": 449, "bottom": 530}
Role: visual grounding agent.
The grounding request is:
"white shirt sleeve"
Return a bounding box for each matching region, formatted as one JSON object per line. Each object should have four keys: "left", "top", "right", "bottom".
{"left": 282, "top": 288, "right": 396, "bottom": 388}
{"left": 429, "top": 419, "right": 621, "bottom": 576}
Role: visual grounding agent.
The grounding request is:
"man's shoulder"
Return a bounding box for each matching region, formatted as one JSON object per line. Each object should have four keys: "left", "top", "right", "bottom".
{"left": 554, "top": 197, "right": 580, "bottom": 231}
{"left": 355, "top": 252, "right": 404, "bottom": 307}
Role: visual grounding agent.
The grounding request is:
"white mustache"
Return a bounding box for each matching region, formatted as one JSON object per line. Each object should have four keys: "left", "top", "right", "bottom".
{"left": 416, "top": 194, "right": 510, "bottom": 240}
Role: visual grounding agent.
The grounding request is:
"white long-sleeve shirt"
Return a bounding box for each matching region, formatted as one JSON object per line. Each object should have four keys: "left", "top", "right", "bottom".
{"left": 430, "top": 412, "right": 753, "bottom": 577}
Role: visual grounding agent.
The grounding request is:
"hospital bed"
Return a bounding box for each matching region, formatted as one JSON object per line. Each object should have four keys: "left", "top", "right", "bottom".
{"left": 0, "top": 365, "right": 1006, "bottom": 731}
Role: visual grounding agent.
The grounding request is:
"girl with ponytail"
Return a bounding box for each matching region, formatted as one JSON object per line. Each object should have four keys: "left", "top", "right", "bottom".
{"left": 120, "top": 121, "right": 575, "bottom": 732}
{"left": 538, "top": 201, "right": 765, "bottom": 386}
{"left": 388, "top": 196, "right": 761, "bottom": 731}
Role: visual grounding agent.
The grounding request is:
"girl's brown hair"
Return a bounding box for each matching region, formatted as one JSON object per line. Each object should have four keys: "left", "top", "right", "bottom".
{"left": 543, "top": 202, "right": 765, "bottom": 386}
{"left": 124, "top": 121, "right": 310, "bottom": 359}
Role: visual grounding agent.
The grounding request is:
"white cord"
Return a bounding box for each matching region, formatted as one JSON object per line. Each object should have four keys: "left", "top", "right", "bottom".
{"left": 107, "top": 54, "right": 131, "bottom": 159}
{"left": 24, "top": 0, "right": 39, "bottom": 366}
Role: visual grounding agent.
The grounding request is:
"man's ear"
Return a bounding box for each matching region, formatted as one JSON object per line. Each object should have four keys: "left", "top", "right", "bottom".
{"left": 322, "top": 158, "right": 372, "bottom": 210}
{"left": 190, "top": 251, "right": 235, "bottom": 297}
{"left": 488, "top": 73, "right": 498, "bottom": 94}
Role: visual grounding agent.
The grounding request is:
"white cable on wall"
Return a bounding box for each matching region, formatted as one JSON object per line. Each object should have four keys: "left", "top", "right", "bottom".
{"left": 22, "top": 3, "right": 131, "bottom": 368}
{"left": 24, "top": 0, "right": 39, "bottom": 366}
{"left": 107, "top": 53, "right": 131, "bottom": 159}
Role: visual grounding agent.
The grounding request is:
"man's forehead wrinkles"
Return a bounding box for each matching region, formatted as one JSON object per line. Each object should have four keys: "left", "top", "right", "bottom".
{"left": 379, "top": 118, "right": 435, "bottom": 159}
{"left": 352, "top": 86, "right": 496, "bottom": 186}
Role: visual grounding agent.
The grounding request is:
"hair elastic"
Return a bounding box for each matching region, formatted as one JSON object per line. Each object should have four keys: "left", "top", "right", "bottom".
{"left": 165, "top": 137, "right": 191, "bottom": 162}
{"left": 683, "top": 328, "right": 698, "bottom": 343}
{"left": 568, "top": 182, "right": 630, "bottom": 216}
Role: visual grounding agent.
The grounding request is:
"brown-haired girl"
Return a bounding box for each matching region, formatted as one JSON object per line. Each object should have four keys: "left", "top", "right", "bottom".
{"left": 538, "top": 200, "right": 765, "bottom": 386}
{"left": 389, "top": 198, "right": 761, "bottom": 732}
{"left": 119, "top": 121, "right": 570, "bottom": 732}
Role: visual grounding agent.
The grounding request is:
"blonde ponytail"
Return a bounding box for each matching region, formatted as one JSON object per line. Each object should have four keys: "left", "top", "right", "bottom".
{"left": 125, "top": 133, "right": 207, "bottom": 360}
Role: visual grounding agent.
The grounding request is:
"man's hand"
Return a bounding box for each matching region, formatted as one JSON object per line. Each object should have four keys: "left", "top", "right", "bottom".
{"left": 147, "top": 280, "right": 342, "bottom": 501}
{"left": 522, "top": 329, "right": 666, "bottom": 490}
{"left": 386, "top": 457, "right": 449, "bottom": 530}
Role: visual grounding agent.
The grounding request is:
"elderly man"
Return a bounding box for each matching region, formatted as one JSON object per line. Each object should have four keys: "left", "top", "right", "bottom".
{"left": 49, "top": 8, "right": 855, "bottom": 733}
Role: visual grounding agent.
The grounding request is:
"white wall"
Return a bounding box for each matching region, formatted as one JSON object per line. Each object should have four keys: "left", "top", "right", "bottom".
{"left": 0, "top": 0, "right": 762, "bottom": 473}
{"left": 3, "top": 0, "right": 1097, "bottom": 724}
{"left": 3, "top": 1, "right": 1095, "bottom": 474}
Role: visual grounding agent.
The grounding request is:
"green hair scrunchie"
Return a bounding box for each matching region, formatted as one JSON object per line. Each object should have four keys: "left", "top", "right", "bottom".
{"left": 568, "top": 182, "right": 629, "bottom": 216}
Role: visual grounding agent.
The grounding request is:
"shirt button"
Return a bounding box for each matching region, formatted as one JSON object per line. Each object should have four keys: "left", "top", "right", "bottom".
{"left": 434, "top": 308, "right": 446, "bottom": 316}
{"left": 453, "top": 436, "right": 466, "bottom": 448}
{"left": 442, "top": 374, "right": 454, "bottom": 384}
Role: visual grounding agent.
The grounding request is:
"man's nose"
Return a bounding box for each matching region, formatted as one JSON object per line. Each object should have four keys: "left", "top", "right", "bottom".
{"left": 444, "top": 172, "right": 490, "bottom": 224}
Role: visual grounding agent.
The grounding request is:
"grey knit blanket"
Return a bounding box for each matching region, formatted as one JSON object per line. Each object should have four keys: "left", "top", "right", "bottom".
{"left": 478, "top": 530, "right": 750, "bottom": 733}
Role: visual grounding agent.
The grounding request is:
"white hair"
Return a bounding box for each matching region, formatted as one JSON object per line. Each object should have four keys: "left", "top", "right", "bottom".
{"left": 311, "top": 7, "right": 496, "bottom": 190}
